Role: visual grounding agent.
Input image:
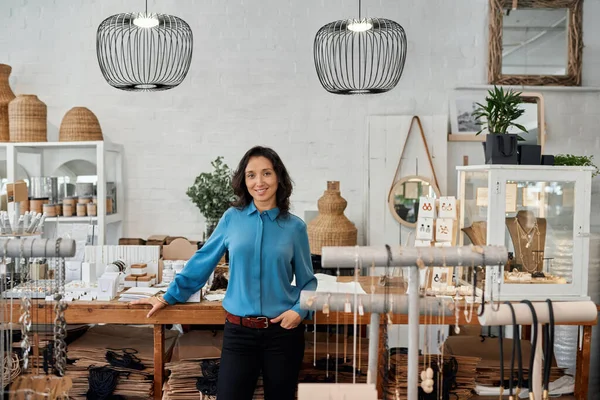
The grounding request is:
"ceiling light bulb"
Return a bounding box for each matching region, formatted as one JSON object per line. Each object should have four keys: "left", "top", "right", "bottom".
{"left": 348, "top": 19, "right": 373, "bottom": 32}
{"left": 133, "top": 13, "right": 159, "bottom": 28}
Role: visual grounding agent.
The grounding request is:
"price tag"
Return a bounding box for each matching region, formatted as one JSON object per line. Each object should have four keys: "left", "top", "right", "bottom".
{"left": 344, "top": 301, "right": 352, "bottom": 313}
{"left": 358, "top": 303, "right": 364, "bottom": 316}
{"left": 322, "top": 303, "right": 330, "bottom": 315}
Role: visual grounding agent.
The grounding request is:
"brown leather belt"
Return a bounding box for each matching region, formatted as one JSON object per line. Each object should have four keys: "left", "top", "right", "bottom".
{"left": 226, "top": 312, "right": 272, "bottom": 329}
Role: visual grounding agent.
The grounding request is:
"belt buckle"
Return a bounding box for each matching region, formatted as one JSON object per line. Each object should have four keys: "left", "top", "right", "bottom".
{"left": 255, "top": 316, "right": 269, "bottom": 328}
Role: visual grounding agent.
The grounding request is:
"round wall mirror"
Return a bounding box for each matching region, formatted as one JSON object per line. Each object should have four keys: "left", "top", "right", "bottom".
{"left": 387, "top": 175, "right": 441, "bottom": 228}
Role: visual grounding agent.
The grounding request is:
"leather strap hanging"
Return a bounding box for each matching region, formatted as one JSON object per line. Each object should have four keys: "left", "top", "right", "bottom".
{"left": 392, "top": 116, "right": 440, "bottom": 191}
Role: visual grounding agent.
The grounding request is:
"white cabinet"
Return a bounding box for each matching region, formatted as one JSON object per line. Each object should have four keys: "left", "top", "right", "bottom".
{"left": 0, "top": 140, "right": 124, "bottom": 247}
{"left": 457, "top": 165, "right": 593, "bottom": 301}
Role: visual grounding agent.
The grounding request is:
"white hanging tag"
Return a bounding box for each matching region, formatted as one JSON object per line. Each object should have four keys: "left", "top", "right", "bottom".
{"left": 358, "top": 303, "right": 365, "bottom": 316}
{"left": 322, "top": 303, "right": 330, "bottom": 315}
{"left": 344, "top": 301, "right": 352, "bottom": 313}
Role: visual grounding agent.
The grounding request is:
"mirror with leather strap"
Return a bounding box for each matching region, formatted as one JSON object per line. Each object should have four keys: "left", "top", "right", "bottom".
{"left": 387, "top": 116, "right": 442, "bottom": 229}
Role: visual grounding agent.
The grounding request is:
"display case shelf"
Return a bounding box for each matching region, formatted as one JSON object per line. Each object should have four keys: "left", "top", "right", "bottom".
{"left": 457, "top": 164, "right": 593, "bottom": 301}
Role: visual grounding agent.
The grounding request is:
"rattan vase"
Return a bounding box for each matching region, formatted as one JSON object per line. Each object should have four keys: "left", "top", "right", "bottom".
{"left": 0, "top": 64, "right": 16, "bottom": 142}
{"left": 59, "top": 107, "right": 103, "bottom": 141}
{"left": 9, "top": 94, "right": 47, "bottom": 142}
{"left": 307, "top": 181, "right": 357, "bottom": 255}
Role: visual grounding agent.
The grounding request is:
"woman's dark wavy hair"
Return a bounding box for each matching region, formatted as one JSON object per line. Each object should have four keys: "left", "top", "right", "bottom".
{"left": 231, "top": 146, "right": 293, "bottom": 218}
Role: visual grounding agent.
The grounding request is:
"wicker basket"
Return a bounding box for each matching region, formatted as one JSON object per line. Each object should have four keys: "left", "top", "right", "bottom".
{"left": 59, "top": 107, "right": 103, "bottom": 142}
{"left": 307, "top": 181, "right": 357, "bottom": 255}
{"left": 8, "top": 94, "right": 47, "bottom": 142}
{"left": 0, "top": 64, "right": 16, "bottom": 142}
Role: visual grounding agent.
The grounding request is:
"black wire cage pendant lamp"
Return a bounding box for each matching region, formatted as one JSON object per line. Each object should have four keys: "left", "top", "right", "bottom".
{"left": 314, "top": 0, "right": 407, "bottom": 95}
{"left": 96, "top": 0, "right": 193, "bottom": 92}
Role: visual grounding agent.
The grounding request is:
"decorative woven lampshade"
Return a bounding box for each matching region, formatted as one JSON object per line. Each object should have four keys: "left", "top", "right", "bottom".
{"left": 96, "top": 8, "right": 193, "bottom": 92}
{"left": 307, "top": 181, "right": 357, "bottom": 255}
{"left": 314, "top": 16, "right": 407, "bottom": 95}
{"left": 8, "top": 95, "right": 47, "bottom": 142}
{"left": 59, "top": 107, "right": 103, "bottom": 142}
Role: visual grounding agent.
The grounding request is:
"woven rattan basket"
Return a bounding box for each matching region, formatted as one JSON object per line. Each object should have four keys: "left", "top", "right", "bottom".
{"left": 8, "top": 94, "right": 47, "bottom": 142}
{"left": 59, "top": 107, "right": 103, "bottom": 142}
{"left": 307, "top": 181, "right": 357, "bottom": 255}
{"left": 0, "top": 64, "right": 16, "bottom": 142}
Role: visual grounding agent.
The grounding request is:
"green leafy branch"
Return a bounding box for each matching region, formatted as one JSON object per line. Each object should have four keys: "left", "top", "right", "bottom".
{"left": 186, "top": 156, "right": 236, "bottom": 222}
{"left": 554, "top": 154, "right": 599, "bottom": 177}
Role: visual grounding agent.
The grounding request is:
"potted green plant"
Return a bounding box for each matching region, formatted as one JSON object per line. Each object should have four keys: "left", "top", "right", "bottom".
{"left": 186, "top": 156, "right": 236, "bottom": 239}
{"left": 473, "top": 86, "right": 528, "bottom": 165}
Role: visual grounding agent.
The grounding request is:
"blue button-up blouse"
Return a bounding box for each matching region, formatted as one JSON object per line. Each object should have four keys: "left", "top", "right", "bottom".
{"left": 163, "top": 203, "right": 318, "bottom": 319}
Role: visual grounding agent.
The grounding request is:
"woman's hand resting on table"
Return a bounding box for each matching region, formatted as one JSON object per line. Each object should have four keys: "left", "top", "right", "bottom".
{"left": 131, "top": 296, "right": 168, "bottom": 318}
{"left": 270, "top": 310, "right": 301, "bottom": 329}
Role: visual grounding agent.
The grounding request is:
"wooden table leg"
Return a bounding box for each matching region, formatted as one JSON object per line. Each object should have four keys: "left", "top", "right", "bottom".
{"left": 574, "top": 325, "right": 592, "bottom": 400}
{"left": 154, "top": 324, "right": 165, "bottom": 400}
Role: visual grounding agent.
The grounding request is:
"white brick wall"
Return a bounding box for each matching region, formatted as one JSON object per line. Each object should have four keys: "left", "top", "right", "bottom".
{"left": 2, "top": 0, "right": 600, "bottom": 241}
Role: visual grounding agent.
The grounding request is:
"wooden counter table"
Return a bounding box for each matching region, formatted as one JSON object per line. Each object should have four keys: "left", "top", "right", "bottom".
{"left": 2, "top": 286, "right": 597, "bottom": 400}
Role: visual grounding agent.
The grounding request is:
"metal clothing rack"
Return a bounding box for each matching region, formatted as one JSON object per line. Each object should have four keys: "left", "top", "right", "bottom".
{"left": 302, "top": 245, "right": 507, "bottom": 400}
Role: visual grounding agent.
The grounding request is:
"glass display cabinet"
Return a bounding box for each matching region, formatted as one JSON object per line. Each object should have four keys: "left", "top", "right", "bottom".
{"left": 457, "top": 165, "right": 593, "bottom": 301}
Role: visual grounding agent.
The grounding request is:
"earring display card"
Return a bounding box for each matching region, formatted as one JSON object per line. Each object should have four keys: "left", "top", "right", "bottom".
{"left": 419, "top": 197, "right": 436, "bottom": 218}
{"left": 416, "top": 217, "right": 434, "bottom": 240}
{"left": 438, "top": 196, "right": 457, "bottom": 219}
{"left": 430, "top": 266, "right": 449, "bottom": 289}
{"left": 435, "top": 218, "right": 453, "bottom": 242}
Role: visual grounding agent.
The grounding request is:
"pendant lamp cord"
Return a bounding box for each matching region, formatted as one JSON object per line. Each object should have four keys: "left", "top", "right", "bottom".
{"left": 358, "top": 0, "right": 361, "bottom": 19}
{"left": 145, "top": 0, "right": 148, "bottom": 14}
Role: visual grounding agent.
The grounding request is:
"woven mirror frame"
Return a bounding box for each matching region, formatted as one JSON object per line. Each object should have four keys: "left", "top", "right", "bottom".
{"left": 488, "top": 0, "right": 583, "bottom": 86}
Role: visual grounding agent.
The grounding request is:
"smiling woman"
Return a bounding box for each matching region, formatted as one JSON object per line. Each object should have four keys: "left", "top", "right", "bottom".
{"left": 132, "top": 145, "right": 316, "bottom": 400}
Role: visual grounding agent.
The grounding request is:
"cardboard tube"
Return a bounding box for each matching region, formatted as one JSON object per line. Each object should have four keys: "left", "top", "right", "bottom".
{"left": 478, "top": 301, "right": 597, "bottom": 326}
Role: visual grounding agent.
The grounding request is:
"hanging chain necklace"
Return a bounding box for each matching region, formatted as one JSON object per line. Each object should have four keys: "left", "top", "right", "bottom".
{"left": 53, "top": 238, "right": 68, "bottom": 376}
{"left": 514, "top": 217, "right": 540, "bottom": 272}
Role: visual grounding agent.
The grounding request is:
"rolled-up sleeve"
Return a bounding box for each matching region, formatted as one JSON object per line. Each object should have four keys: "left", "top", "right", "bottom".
{"left": 290, "top": 222, "right": 317, "bottom": 319}
{"left": 163, "top": 211, "right": 229, "bottom": 305}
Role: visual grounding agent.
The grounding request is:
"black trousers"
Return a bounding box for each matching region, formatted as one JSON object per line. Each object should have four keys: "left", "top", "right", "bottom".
{"left": 216, "top": 320, "right": 305, "bottom": 400}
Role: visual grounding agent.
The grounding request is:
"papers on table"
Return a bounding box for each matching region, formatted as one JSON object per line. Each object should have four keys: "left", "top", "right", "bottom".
{"left": 314, "top": 273, "right": 367, "bottom": 295}
{"left": 118, "top": 287, "right": 164, "bottom": 302}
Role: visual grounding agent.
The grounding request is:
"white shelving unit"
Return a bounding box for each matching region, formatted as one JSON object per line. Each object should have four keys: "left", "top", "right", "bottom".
{"left": 0, "top": 140, "right": 124, "bottom": 246}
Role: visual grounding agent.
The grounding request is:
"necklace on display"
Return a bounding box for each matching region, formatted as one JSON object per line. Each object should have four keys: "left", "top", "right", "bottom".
{"left": 542, "top": 299, "right": 555, "bottom": 400}
{"left": 514, "top": 215, "right": 539, "bottom": 249}
{"left": 505, "top": 302, "right": 523, "bottom": 400}
{"left": 514, "top": 218, "right": 539, "bottom": 273}
{"left": 520, "top": 300, "right": 538, "bottom": 400}
{"left": 499, "top": 324, "right": 505, "bottom": 400}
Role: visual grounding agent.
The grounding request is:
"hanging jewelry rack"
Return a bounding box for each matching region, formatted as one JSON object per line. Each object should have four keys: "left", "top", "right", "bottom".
{"left": 0, "top": 237, "right": 76, "bottom": 397}
{"left": 302, "top": 244, "right": 507, "bottom": 400}
{"left": 478, "top": 301, "right": 597, "bottom": 400}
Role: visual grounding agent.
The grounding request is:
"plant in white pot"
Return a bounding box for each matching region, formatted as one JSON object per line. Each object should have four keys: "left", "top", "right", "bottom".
{"left": 473, "top": 86, "right": 529, "bottom": 164}
{"left": 186, "top": 156, "right": 236, "bottom": 239}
